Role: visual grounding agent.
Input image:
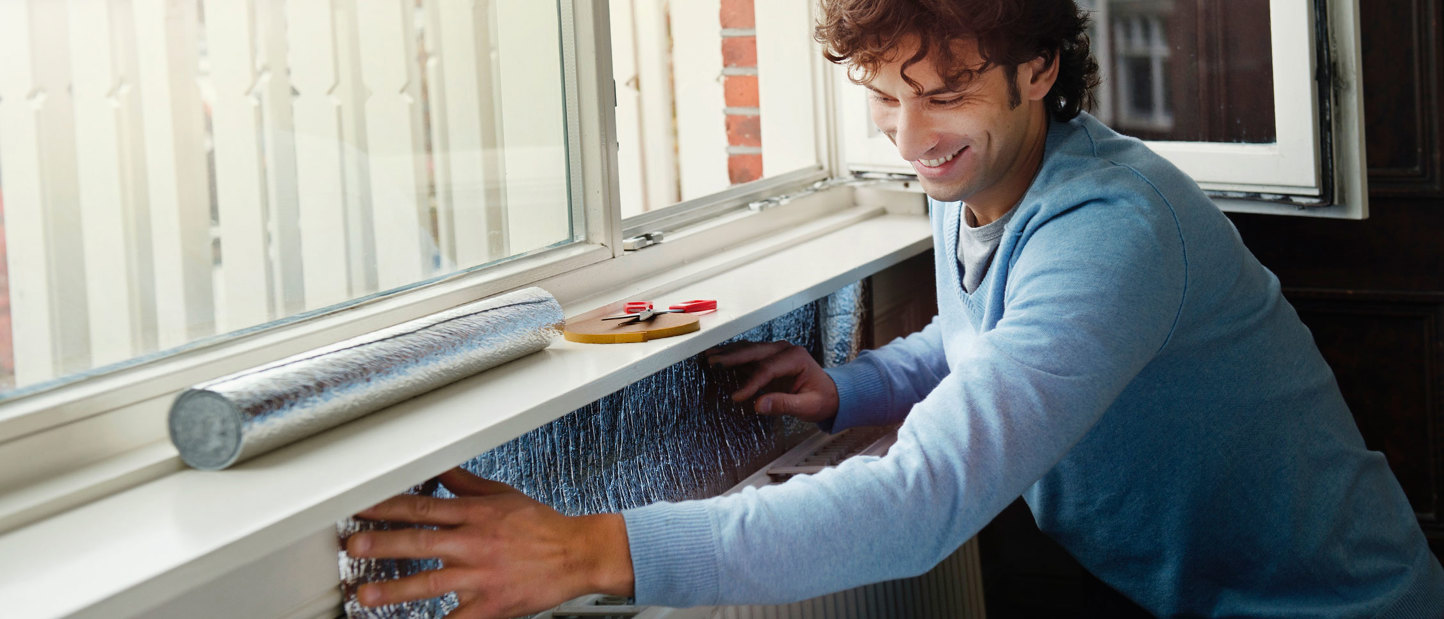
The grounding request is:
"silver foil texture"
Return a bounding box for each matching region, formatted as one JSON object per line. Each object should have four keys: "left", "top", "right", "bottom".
{"left": 340, "top": 283, "right": 870, "bottom": 618}
{"left": 169, "top": 287, "right": 564, "bottom": 470}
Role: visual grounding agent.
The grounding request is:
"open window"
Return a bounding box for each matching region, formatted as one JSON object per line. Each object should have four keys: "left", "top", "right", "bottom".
{"left": 839, "top": 0, "right": 1368, "bottom": 219}
{"left": 0, "top": 0, "right": 861, "bottom": 531}
{"left": 609, "top": 0, "right": 831, "bottom": 240}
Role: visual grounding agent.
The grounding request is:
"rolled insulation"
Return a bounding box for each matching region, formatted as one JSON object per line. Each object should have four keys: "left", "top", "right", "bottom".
{"left": 340, "top": 283, "right": 871, "bottom": 618}
{"left": 169, "top": 287, "right": 563, "bottom": 470}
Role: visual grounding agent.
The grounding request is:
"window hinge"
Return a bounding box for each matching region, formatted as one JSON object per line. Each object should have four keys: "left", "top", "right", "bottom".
{"left": 622, "top": 231, "right": 665, "bottom": 251}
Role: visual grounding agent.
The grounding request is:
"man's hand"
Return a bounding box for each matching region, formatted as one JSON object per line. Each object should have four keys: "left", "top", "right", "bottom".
{"left": 706, "top": 341, "right": 840, "bottom": 423}
{"left": 346, "top": 468, "right": 634, "bottom": 619}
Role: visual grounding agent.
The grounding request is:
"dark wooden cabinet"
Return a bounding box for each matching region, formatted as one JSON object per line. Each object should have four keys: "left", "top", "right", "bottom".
{"left": 1361, "top": 0, "right": 1443, "bottom": 197}
{"left": 1227, "top": 0, "right": 1444, "bottom": 555}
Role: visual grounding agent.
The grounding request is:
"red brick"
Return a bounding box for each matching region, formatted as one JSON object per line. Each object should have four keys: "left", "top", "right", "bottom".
{"left": 728, "top": 154, "right": 764, "bottom": 184}
{"left": 721, "top": 36, "right": 757, "bottom": 68}
{"left": 726, "top": 114, "right": 762, "bottom": 147}
{"left": 720, "top": 0, "right": 755, "bottom": 29}
{"left": 724, "top": 75, "right": 759, "bottom": 107}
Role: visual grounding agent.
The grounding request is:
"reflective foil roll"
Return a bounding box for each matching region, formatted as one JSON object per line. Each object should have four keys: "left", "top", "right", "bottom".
{"left": 169, "top": 287, "right": 564, "bottom": 470}
{"left": 339, "top": 283, "right": 871, "bottom": 618}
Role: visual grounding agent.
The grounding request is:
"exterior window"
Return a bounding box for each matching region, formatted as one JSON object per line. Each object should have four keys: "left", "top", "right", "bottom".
{"left": 1110, "top": 13, "right": 1176, "bottom": 134}
{"left": 1094, "top": 0, "right": 1277, "bottom": 144}
{"left": 610, "top": 0, "right": 824, "bottom": 225}
{"left": 0, "top": 1, "right": 575, "bottom": 394}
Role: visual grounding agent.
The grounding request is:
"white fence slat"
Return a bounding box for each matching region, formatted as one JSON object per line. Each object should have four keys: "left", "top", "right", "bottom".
{"left": 258, "top": 0, "right": 304, "bottom": 316}
{"left": 609, "top": 0, "right": 647, "bottom": 217}
{"left": 420, "top": 2, "right": 455, "bottom": 269}
{"left": 427, "top": 0, "right": 509, "bottom": 268}
{"left": 131, "top": 0, "right": 215, "bottom": 348}
{"left": 286, "top": 0, "right": 351, "bottom": 310}
{"left": 204, "top": 0, "right": 274, "bottom": 331}
{"left": 25, "top": 0, "right": 96, "bottom": 378}
{"left": 356, "top": 0, "right": 430, "bottom": 289}
{"left": 496, "top": 1, "right": 569, "bottom": 253}
{"left": 111, "top": 0, "right": 161, "bottom": 357}
{"left": 756, "top": 0, "right": 818, "bottom": 176}
{"left": 328, "top": 1, "right": 379, "bottom": 296}
{"left": 0, "top": 0, "right": 60, "bottom": 385}
{"left": 666, "top": 0, "right": 726, "bottom": 201}
{"left": 68, "top": 0, "right": 146, "bottom": 366}
{"left": 630, "top": 0, "right": 681, "bottom": 207}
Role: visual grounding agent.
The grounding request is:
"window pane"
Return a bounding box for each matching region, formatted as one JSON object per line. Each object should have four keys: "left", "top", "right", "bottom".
{"left": 1089, "top": 0, "right": 1276, "bottom": 143}
{"left": 610, "top": 0, "right": 820, "bottom": 219}
{"left": 0, "top": 0, "right": 574, "bottom": 395}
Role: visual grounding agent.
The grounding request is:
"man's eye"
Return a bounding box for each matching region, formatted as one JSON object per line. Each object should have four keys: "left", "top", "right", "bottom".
{"left": 870, "top": 94, "right": 897, "bottom": 104}
{"left": 932, "top": 96, "right": 964, "bottom": 106}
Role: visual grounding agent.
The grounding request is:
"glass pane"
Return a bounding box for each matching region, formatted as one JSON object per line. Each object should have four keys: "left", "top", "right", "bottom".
{"left": 0, "top": 0, "right": 574, "bottom": 395}
{"left": 610, "top": 0, "right": 820, "bottom": 219}
{"left": 1088, "top": 0, "right": 1276, "bottom": 143}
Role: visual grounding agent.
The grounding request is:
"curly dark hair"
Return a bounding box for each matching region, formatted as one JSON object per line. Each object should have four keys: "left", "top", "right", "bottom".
{"left": 815, "top": 0, "right": 1101, "bottom": 121}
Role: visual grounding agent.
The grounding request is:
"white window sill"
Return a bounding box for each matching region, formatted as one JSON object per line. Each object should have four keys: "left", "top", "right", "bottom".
{"left": 0, "top": 200, "right": 931, "bottom": 618}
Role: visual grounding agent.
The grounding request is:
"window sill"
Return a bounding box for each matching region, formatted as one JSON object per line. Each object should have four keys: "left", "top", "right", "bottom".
{"left": 0, "top": 199, "right": 931, "bottom": 618}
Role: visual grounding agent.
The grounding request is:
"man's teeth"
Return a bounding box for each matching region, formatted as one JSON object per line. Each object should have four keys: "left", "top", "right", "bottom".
{"left": 919, "top": 149, "right": 961, "bottom": 167}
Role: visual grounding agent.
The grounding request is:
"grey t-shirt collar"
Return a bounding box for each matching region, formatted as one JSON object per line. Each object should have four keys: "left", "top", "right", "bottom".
{"left": 957, "top": 205, "right": 1016, "bottom": 294}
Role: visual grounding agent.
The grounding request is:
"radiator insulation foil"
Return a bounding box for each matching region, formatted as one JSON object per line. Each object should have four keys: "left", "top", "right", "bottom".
{"left": 169, "top": 287, "right": 563, "bottom": 470}
{"left": 340, "top": 283, "right": 869, "bottom": 618}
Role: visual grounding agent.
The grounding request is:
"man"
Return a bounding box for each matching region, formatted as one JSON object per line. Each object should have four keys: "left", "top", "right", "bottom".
{"left": 346, "top": 1, "right": 1444, "bottom": 616}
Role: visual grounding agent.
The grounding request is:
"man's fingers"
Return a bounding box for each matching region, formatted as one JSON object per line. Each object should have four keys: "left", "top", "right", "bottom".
{"left": 756, "top": 391, "right": 823, "bottom": 416}
{"left": 438, "top": 468, "right": 517, "bottom": 497}
{"left": 355, "top": 494, "right": 470, "bottom": 526}
{"left": 347, "top": 526, "right": 470, "bottom": 561}
{"left": 356, "top": 568, "right": 472, "bottom": 607}
{"left": 705, "top": 341, "right": 792, "bottom": 368}
{"left": 731, "top": 361, "right": 794, "bottom": 402}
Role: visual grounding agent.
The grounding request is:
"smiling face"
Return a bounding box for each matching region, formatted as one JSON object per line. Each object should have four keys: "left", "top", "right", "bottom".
{"left": 866, "top": 38, "right": 1057, "bottom": 220}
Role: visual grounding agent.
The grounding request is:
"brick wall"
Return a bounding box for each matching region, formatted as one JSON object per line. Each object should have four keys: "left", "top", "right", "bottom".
{"left": 721, "top": 0, "right": 762, "bottom": 184}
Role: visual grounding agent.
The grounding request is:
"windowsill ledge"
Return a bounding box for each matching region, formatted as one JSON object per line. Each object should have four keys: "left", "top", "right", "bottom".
{"left": 0, "top": 204, "right": 931, "bottom": 619}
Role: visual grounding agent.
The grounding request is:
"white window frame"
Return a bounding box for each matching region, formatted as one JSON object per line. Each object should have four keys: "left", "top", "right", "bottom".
{"left": 839, "top": 0, "right": 1369, "bottom": 219}
{"left": 0, "top": 0, "right": 851, "bottom": 533}
{"left": 1149, "top": 0, "right": 1320, "bottom": 196}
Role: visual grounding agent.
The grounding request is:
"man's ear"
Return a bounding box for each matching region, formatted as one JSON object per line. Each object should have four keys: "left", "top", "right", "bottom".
{"left": 1020, "top": 51, "right": 1060, "bottom": 102}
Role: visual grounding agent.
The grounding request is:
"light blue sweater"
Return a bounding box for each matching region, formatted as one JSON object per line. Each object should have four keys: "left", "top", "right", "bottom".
{"left": 623, "top": 113, "right": 1444, "bottom": 616}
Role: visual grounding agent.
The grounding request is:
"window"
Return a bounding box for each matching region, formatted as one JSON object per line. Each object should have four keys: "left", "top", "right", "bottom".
{"left": 0, "top": 0, "right": 576, "bottom": 395}
{"left": 839, "top": 0, "right": 1368, "bottom": 218}
{"left": 610, "top": 0, "right": 828, "bottom": 236}
{"left": 1107, "top": 10, "right": 1179, "bottom": 135}
{"left": 1086, "top": 0, "right": 1326, "bottom": 196}
{"left": 0, "top": 0, "right": 842, "bottom": 508}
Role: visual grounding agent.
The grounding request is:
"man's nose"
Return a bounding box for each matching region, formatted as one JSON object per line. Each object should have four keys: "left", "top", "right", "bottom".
{"left": 892, "top": 106, "right": 938, "bottom": 162}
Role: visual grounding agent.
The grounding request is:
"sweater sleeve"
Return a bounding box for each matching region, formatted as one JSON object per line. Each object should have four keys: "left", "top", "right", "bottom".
{"left": 623, "top": 201, "right": 1187, "bottom": 607}
{"left": 820, "top": 318, "right": 950, "bottom": 432}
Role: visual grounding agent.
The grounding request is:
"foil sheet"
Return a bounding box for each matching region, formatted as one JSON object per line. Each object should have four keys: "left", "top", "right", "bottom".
{"left": 169, "top": 287, "right": 564, "bottom": 470}
{"left": 819, "top": 280, "right": 871, "bottom": 369}
{"left": 340, "top": 284, "right": 869, "bottom": 618}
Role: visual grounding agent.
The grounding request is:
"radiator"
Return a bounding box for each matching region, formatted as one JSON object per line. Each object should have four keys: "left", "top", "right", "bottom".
{"left": 536, "top": 427, "right": 988, "bottom": 619}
